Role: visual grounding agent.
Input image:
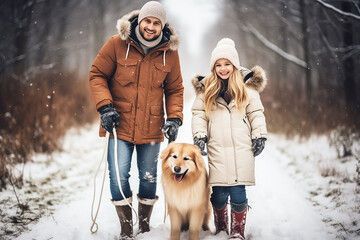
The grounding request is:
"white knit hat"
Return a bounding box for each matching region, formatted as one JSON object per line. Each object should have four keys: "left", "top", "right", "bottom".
{"left": 210, "top": 38, "right": 241, "bottom": 70}
{"left": 138, "top": 1, "right": 166, "bottom": 29}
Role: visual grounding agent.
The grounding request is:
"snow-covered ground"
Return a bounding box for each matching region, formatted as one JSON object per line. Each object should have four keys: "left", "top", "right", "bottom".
{"left": 1, "top": 103, "right": 359, "bottom": 240}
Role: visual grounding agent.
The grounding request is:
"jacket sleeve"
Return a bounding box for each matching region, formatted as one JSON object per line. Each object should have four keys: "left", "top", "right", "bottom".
{"left": 89, "top": 36, "right": 117, "bottom": 110}
{"left": 246, "top": 89, "right": 267, "bottom": 139}
{"left": 191, "top": 93, "right": 208, "bottom": 139}
{"left": 163, "top": 51, "right": 184, "bottom": 122}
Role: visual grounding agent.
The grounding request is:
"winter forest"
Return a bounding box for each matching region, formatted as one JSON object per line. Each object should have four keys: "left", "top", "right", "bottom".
{"left": 1, "top": 0, "right": 360, "bottom": 239}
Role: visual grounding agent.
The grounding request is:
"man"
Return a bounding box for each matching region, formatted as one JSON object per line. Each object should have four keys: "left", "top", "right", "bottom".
{"left": 89, "top": 1, "right": 183, "bottom": 239}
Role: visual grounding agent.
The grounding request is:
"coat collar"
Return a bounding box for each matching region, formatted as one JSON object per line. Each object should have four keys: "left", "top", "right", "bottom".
{"left": 116, "top": 10, "right": 180, "bottom": 51}
{"left": 191, "top": 65, "right": 268, "bottom": 95}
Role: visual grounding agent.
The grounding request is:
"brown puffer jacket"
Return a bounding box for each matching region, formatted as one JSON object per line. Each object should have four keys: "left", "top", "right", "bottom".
{"left": 89, "top": 10, "right": 184, "bottom": 144}
{"left": 191, "top": 66, "right": 268, "bottom": 186}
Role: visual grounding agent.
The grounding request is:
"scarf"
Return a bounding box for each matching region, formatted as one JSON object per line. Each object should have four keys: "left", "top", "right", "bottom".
{"left": 135, "top": 25, "right": 163, "bottom": 54}
{"left": 219, "top": 79, "right": 232, "bottom": 105}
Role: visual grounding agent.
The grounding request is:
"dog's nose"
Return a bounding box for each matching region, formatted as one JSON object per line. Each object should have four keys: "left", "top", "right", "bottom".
{"left": 174, "top": 166, "right": 181, "bottom": 173}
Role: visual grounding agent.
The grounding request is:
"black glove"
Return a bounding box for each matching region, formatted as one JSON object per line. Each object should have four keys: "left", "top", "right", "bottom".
{"left": 162, "top": 118, "right": 181, "bottom": 143}
{"left": 98, "top": 104, "right": 120, "bottom": 133}
{"left": 193, "top": 136, "right": 207, "bottom": 156}
{"left": 252, "top": 137, "right": 267, "bottom": 157}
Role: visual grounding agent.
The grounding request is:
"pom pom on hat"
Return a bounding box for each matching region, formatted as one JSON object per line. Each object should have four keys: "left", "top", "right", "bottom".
{"left": 138, "top": 1, "right": 166, "bottom": 29}
{"left": 210, "top": 38, "right": 240, "bottom": 71}
{"left": 217, "top": 38, "right": 235, "bottom": 47}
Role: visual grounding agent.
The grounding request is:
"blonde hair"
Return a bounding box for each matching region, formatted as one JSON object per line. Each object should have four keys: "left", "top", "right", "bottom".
{"left": 204, "top": 67, "right": 248, "bottom": 117}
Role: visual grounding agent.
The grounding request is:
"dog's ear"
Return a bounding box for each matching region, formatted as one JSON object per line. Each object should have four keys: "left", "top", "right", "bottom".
{"left": 159, "top": 143, "right": 174, "bottom": 161}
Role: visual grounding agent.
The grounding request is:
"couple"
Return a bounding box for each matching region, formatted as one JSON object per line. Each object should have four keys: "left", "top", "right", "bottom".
{"left": 89, "top": 1, "right": 267, "bottom": 240}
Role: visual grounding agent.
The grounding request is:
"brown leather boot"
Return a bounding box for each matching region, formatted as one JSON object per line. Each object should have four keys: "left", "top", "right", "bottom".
{"left": 212, "top": 204, "right": 229, "bottom": 235}
{"left": 230, "top": 200, "right": 248, "bottom": 239}
{"left": 113, "top": 197, "right": 134, "bottom": 240}
{"left": 137, "top": 195, "right": 158, "bottom": 234}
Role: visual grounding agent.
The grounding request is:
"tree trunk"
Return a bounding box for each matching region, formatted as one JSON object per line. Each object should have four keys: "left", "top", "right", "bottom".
{"left": 342, "top": 1, "right": 357, "bottom": 111}
{"left": 35, "top": 0, "right": 53, "bottom": 66}
{"left": 279, "top": 0, "right": 289, "bottom": 93}
{"left": 54, "top": 0, "right": 69, "bottom": 70}
{"left": 299, "top": 0, "right": 312, "bottom": 102}
{"left": 91, "top": 0, "right": 106, "bottom": 59}
{"left": 13, "top": 0, "right": 35, "bottom": 76}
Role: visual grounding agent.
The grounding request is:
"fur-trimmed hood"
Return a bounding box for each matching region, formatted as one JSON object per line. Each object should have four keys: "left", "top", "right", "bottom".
{"left": 192, "top": 65, "right": 268, "bottom": 94}
{"left": 116, "top": 10, "right": 180, "bottom": 51}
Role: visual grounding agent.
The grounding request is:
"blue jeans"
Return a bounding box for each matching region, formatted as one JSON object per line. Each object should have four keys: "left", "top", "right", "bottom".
{"left": 210, "top": 185, "right": 247, "bottom": 209}
{"left": 107, "top": 138, "right": 160, "bottom": 201}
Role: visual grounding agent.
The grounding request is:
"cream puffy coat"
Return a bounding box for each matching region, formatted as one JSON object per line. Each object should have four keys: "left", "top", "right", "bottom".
{"left": 191, "top": 66, "right": 267, "bottom": 186}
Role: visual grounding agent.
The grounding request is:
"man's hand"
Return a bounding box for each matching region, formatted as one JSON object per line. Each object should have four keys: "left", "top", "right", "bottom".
{"left": 98, "top": 104, "right": 120, "bottom": 133}
{"left": 162, "top": 118, "right": 181, "bottom": 143}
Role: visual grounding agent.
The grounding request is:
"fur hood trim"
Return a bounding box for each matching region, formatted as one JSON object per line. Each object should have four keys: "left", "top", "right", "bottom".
{"left": 116, "top": 10, "right": 180, "bottom": 51}
{"left": 245, "top": 65, "right": 267, "bottom": 93}
{"left": 192, "top": 75, "right": 206, "bottom": 95}
{"left": 192, "top": 65, "right": 268, "bottom": 94}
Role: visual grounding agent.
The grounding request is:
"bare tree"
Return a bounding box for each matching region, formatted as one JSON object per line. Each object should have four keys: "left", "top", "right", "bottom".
{"left": 341, "top": 1, "right": 357, "bottom": 110}
{"left": 91, "top": 0, "right": 106, "bottom": 59}
{"left": 34, "top": 0, "right": 53, "bottom": 66}
{"left": 299, "top": 0, "right": 312, "bottom": 102}
{"left": 0, "top": 0, "right": 36, "bottom": 76}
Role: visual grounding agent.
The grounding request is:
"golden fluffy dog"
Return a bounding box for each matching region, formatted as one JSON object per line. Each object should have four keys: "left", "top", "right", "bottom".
{"left": 160, "top": 143, "right": 211, "bottom": 240}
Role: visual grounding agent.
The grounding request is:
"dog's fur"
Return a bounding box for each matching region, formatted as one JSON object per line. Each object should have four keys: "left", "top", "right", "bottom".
{"left": 160, "top": 143, "right": 211, "bottom": 240}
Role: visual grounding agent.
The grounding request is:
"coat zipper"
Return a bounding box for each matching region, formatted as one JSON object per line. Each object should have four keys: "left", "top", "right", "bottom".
{"left": 229, "top": 108, "right": 239, "bottom": 183}
{"left": 217, "top": 101, "right": 239, "bottom": 183}
{"left": 132, "top": 60, "right": 141, "bottom": 143}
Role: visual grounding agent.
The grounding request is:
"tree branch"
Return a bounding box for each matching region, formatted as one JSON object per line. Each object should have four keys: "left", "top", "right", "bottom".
{"left": 242, "top": 24, "right": 307, "bottom": 68}
{"left": 352, "top": 0, "right": 360, "bottom": 14}
{"left": 316, "top": 0, "right": 360, "bottom": 20}
{"left": 314, "top": 24, "right": 342, "bottom": 72}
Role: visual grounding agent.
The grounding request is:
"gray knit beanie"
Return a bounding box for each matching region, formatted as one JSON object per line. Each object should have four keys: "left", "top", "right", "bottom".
{"left": 210, "top": 38, "right": 241, "bottom": 70}
{"left": 138, "top": 1, "right": 166, "bottom": 29}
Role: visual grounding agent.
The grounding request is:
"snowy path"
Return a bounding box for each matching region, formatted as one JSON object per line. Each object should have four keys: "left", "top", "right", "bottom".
{"left": 12, "top": 119, "right": 340, "bottom": 240}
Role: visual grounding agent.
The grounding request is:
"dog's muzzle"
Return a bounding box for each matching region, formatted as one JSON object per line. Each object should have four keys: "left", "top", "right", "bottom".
{"left": 173, "top": 167, "right": 188, "bottom": 183}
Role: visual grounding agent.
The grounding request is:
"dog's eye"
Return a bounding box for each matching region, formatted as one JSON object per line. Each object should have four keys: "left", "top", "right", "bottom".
{"left": 172, "top": 154, "right": 177, "bottom": 159}
{"left": 184, "top": 157, "right": 189, "bottom": 161}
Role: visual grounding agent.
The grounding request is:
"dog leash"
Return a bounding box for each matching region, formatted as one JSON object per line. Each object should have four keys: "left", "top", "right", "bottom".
{"left": 90, "top": 131, "right": 109, "bottom": 233}
{"left": 90, "top": 127, "right": 138, "bottom": 234}
{"left": 112, "top": 127, "right": 138, "bottom": 225}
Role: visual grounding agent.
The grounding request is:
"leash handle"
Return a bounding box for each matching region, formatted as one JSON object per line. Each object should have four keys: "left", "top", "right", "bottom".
{"left": 90, "top": 126, "right": 139, "bottom": 234}
{"left": 90, "top": 131, "right": 110, "bottom": 234}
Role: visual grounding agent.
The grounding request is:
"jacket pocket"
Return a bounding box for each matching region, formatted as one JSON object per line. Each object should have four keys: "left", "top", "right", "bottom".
{"left": 243, "top": 115, "right": 252, "bottom": 138}
{"left": 153, "top": 63, "right": 171, "bottom": 88}
{"left": 115, "top": 58, "right": 138, "bottom": 86}
{"left": 113, "top": 99, "right": 132, "bottom": 134}
{"left": 147, "top": 105, "right": 164, "bottom": 136}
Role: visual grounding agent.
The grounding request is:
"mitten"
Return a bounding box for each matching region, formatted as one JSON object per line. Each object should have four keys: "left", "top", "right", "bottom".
{"left": 252, "top": 137, "right": 267, "bottom": 157}
{"left": 162, "top": 118, "right": 181, "bottom": 143}
{"left": 98, "top": 104, "right": 120, "bottom": 133}
{"left": 193, "top": 136, "right": 207, "bottom": 156}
